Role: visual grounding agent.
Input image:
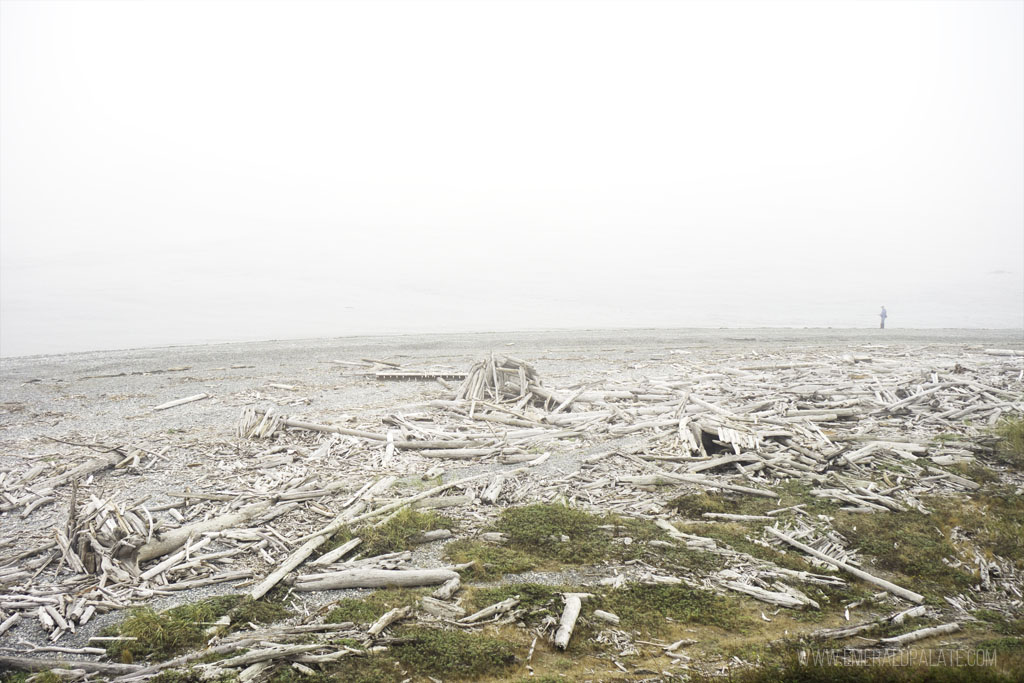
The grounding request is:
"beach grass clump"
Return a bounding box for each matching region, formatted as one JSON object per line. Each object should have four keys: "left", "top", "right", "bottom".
{"left": 494, "top": 503, "right": 607, "bottom": 563}
{"left": 598, "top": 582, "right": 749, "bottom": 633}
{"left": 320, "top": 508, "right": 454, "bottom": 559}
{"left": 325, "top": 587, "right": 427, "bottom": 625}
{"left": 993, "top": 417, "right": 1024, "bottom": 469}
{"left": 833, "top": 504, "right": 973, "bottom": 601}
{"left": 443, "top": 539, "right": 539, "bottom": 579}
{"left": 103, "top": 595, "right": 290, "bottom": 663}
{"left": 267, "top": 627, "right": 518, "bottom": 683}
{"left": 445, "top": 503, "right": 688, "bottom": 578}
{"left": 389, "top": 626, "right": 519, "bottom": 677}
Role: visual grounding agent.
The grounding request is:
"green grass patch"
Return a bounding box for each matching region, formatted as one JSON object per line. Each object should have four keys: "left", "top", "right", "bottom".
{"left": 974, "top": 609, "right": 1024, "bottom": 636}
{"left": 444, "top": 503, "right": 688, "bottom": 578}
{"left": 648, "top": 542, "right": 729, "bottom": 573}
{"left": 993, "top": 417, "right": 1024, "bottom": 468}
{"left": 267, "top": 627, "right": 519, "bottom": 682}
{"left": 389, "top": 626, "right": 519, "bottom": 677}
{"left": 102, "top": 595, "right": 290, "bottom": 663}
{"left": 977, "top": 636, "right": 1024, "bottom": 654}
{"left": 493, "top": 503, "right": 607, "bottom": 563}
{"left": 599, "top": 582, "right": 749, "bottom": 633}
{"left": 325, "top": 588, "right": 427, "bottom": 624}
{"left": 320, "top": 508, "right": 454, "bottom": 559}
{"left": 833, "top": 504, "right": 974, "bottom": 601}
{"left": 444, "top": 539, "right": 539, "bottom": 579}
{"left": 670, "top": 483, "right": 838, "bottom": 521}
{"left": 957, "top": 491, "right": 1024, "bottom": 565}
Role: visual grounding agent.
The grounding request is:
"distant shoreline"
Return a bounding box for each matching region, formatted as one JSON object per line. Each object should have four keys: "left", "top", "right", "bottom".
{"left": 2, "top": 326, "right": 1022, "bottom": 362}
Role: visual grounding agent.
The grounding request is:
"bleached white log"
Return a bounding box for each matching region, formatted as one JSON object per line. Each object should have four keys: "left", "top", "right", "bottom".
{"left": 432, "top": 575, "right": 461, "bottom": 600}
{"left": 0, "top": 613, "right": 22, "bottom": 635}
{"left": 0, "top": 656, "right": 140, "bottom": 675}
{"left": 719, "top": 581, "right": 814, "bottom": 609}
{"left": 293, "top": 568, "right": 458, "bottom": 591}
{"left": 368, "top": 606, "right": 412, "bottom": 636}
{"left": 554, "top": 593, "right": 592, "bottom": 650}
{"left": 310, "top": 537, "right": 362, "bottom": 567}
{"left": 153, "top": 393, "right": 210, "bottom": 411}
{"left": 411, "top": 494, "right": 474, "bottom": 510}
{"left": 765, "top": 527, "right": 924, "bottom": 604}
{"left": 136, "top": 500, "right": 274, "bottom": 562}
{"left": 217, "top": 644, "right": 324, "bottom": 669}
{"left": 419, "top": 596, "right": 466, "bottom": 619}
{"left": 460, "top": 596, "right": 520, "bottom": 624}
{"left": 408, "top": 529, "right": 452, "bottom": 544}
{"left": 879, "top": 622, "right": 960, "bottom": 646}
{"left": 480, "top": 474, "right": 506, "bottom": 504}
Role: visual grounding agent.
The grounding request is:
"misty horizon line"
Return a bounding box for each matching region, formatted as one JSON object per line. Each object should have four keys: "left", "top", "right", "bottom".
{"left": 3, "top": 323, "right": 1022, "bottom": 361}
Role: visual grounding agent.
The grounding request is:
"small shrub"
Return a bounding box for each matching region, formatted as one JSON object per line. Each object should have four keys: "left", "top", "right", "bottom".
{"left": 495, "top": 503, "right": 606, "bottom": 563}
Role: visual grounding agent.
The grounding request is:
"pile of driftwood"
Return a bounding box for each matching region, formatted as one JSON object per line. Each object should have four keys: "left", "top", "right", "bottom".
{"left": 1, "top": 345, "right": 1022, "bottom": 677}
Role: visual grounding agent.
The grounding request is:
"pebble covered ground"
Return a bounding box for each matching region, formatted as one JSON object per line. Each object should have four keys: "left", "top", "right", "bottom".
{"left": 1, "top": 327, "right": 1021, "bottom": 678}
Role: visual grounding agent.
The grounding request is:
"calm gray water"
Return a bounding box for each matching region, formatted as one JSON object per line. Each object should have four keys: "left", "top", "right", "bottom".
{"left": 1, "top": 262, "right": 1021, "bottom": 357}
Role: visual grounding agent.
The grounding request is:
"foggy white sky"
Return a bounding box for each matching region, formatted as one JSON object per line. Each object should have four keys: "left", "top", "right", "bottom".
{"left": 2, "top": 0, "right": 1022, "bottom": 356}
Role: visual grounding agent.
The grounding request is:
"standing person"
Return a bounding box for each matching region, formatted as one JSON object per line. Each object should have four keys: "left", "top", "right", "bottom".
{"left": 879, "top": 306, "right": 887, "bottom": 329}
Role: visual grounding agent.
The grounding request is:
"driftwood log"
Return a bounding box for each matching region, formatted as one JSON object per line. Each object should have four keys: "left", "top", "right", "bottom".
{"left": 293, "top": 568, "right": 459, "bottom": 591}
{"left": 765, "top": 527, "right": 924, "bottom": 604}
{"left": 554, "top": 593, "right": 592, "bottom": 650}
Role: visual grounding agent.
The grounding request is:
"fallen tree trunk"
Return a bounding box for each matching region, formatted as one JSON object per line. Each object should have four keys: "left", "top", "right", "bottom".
{"left": 879, "top": 622, "right": 960, "bottom": 646}
{"left": 720, "top": 581, "right": 816, "bottom": 609}
{"left": 0, "top": 655, "right": 141, "bottom": 675}
{"left": 136, "top": 500, "right": 274, "bottom": 563}
{"left": 217, "top": 644, "right": 323, "bottom": 669}
{"left": 432, "top": 575, "right": 461, "bottom": 600}
{"left": 554, "top": 593, "right": 592, "bottom": 650}
{"left": 293, "top": 568, "right": 458, "bottom": 591}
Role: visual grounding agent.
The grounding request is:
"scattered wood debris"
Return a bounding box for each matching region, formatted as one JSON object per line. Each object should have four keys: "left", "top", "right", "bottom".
{"left": 0, "top": 338, "right": 1021, "bottom": 678}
